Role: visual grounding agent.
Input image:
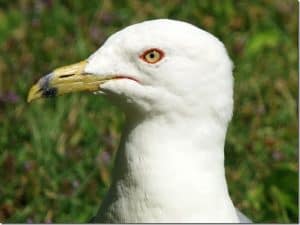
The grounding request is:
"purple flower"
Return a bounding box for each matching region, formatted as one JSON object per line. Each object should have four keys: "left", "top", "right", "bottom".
{"left": 101, "top": 151, "right": 111, "bottom": 165}
{"left": 0, "top": 91, "right": 20, "bottom": 104}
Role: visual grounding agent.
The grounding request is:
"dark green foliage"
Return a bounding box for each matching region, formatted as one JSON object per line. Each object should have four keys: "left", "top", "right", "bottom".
{"left": 0, "top": 0, "right": 298, "bottom": 223}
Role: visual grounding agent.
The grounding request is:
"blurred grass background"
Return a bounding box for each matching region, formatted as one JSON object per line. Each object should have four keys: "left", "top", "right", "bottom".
{"left": 0, "top": 0, "right": 298, "bottom": 223}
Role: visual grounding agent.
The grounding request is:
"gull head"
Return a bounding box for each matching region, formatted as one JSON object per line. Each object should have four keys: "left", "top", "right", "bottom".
{"left": 28, "top": 19, "right": 233, "bottom": 123}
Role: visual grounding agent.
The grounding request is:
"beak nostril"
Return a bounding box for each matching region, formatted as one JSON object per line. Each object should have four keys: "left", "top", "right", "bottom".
{"left": 59, "top": 74, "right": 73, "bottom": 78}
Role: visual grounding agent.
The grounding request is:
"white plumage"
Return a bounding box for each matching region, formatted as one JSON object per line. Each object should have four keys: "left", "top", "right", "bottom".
{"left": 30, "top": 18, "right": 250, "bottom": 223}
{"left": 80, "top": 19, "right": 251, "bottom": 223}
{"left": 26, "top": 18, "right": 252, "bottom": 223}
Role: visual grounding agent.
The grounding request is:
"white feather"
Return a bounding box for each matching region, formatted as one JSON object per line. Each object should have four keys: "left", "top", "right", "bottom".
{"left": 84, "top": 19, "right": 250, "bottom": 223}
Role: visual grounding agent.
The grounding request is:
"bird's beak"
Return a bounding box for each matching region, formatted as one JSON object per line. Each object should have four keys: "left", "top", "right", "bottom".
{"left": 27, "top": 60, "right": 109, "bottom": 103}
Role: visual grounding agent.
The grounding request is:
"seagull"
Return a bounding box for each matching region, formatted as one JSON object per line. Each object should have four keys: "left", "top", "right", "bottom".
{"left": 28, "top": 19, "right": 251, "bottom": 223}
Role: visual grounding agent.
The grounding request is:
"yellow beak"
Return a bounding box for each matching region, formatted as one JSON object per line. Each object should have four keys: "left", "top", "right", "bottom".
{"left": 27, "top": 60, "right": 109, "bottom": 103}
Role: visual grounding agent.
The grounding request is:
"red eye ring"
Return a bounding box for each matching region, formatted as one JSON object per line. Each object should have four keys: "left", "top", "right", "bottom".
{"left": 140, "top": 48, "right": 165, "bottom": 64}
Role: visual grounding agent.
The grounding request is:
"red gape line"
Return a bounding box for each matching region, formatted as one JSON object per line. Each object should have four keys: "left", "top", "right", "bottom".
{"left": 113, "top": 75, "right": 140, "bottom": 84}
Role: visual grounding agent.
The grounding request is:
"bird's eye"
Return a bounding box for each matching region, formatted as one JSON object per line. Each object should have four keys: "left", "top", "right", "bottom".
{"left": 140, "top": 48, "right": 164, "bottom": 64}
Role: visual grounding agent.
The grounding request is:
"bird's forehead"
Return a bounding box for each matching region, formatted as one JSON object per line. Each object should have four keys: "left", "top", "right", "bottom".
{"left": 87, "top": 19, "right": 226, "bottom": 67}
{"left": 103, "top": 19, "right": 214, "bottom": 51}
{"left": 104, "top": 27, "right": 168, "bottom": 50}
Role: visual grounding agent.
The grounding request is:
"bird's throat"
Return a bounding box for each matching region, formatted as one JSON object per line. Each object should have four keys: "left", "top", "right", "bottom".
{"left": 95, "top": 115, "right": 238, "bottom": 222}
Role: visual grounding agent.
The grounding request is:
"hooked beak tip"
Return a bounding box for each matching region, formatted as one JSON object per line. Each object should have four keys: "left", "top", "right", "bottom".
{"left": 27, "top": 72, "right": 57, "bottom": 103}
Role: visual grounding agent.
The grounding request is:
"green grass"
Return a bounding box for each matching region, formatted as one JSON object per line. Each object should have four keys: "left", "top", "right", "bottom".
{"left": 0, "top": 0, "right": 298, "bottom": 223}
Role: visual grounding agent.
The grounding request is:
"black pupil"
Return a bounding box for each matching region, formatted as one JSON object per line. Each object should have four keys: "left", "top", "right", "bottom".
{"left": 149, "top": 52, "right": 155, "bottom": 58}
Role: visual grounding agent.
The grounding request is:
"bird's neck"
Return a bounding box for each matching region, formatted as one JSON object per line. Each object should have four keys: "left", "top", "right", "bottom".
{"left": 116, "top": 113, "right": 229, "bottom": 183}
{"left": 100, "top": 113, "right": 238, "bottom": 222}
